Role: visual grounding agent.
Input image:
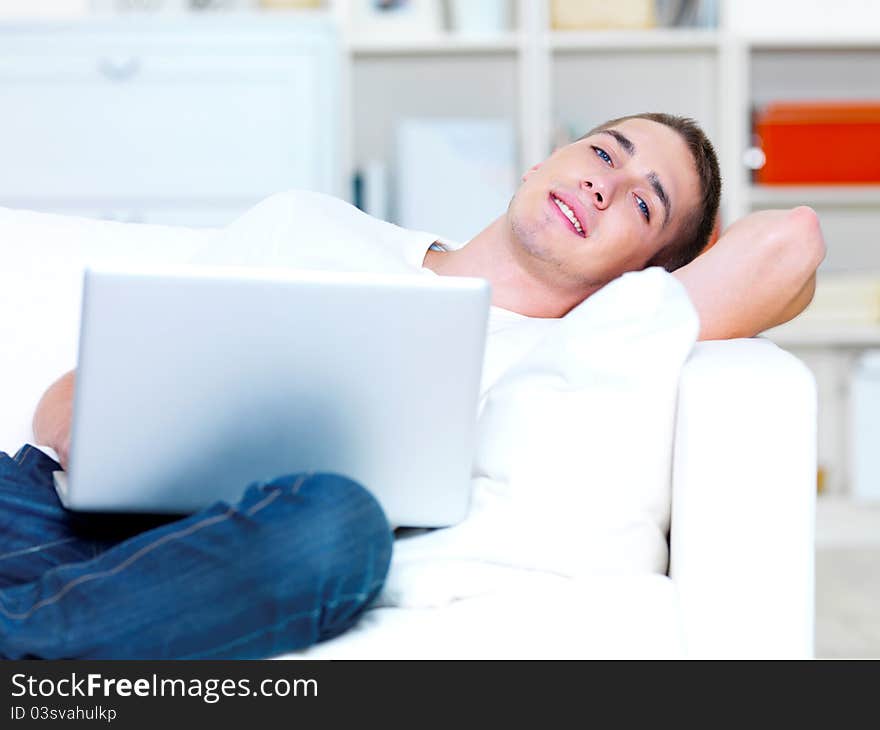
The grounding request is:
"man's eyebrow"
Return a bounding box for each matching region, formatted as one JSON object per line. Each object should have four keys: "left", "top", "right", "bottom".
{"left": 600, "top": 129, "right": 672, "bottom": 227}
{"left": 600, "top": 129, "right": 635, "bottom": 156}
{"left": 647, "top": 171, "right": 672, "bottom": 227}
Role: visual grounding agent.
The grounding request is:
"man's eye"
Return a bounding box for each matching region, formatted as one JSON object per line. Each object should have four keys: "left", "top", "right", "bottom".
{"left": 592, "top": 146, "right": 612, "bottom": 165}
{"left": 636, "top": 195, "right": 651, "bottom": 222}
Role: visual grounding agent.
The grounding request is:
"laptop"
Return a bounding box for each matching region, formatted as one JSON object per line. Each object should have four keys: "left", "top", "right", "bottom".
{"left": 54, "top": 264, "right": 490, "bottom": 528}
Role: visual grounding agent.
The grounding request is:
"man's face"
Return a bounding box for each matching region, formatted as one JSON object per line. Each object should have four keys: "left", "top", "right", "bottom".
{"left": 507, "top": 117, "right": 702, "bottom": 291}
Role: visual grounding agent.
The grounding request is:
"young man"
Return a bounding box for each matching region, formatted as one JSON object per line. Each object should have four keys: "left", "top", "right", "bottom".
{"left": 424, "top": 113, "right": 822, "bottom": 337}
{"left": 1, "top": 113, "right": 824, "bottom": 659}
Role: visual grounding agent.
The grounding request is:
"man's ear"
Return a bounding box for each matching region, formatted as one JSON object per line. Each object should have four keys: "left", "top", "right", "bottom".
{"left": 521, "top": 162, "right": 541, "bottom": 182}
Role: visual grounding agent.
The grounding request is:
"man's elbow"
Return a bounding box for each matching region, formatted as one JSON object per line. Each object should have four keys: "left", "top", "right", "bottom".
{"left": 767, "top": 206, "right": 823, "bottom": 327}
{"left": 779, "top": 205, "right": 826, "bottom": 277}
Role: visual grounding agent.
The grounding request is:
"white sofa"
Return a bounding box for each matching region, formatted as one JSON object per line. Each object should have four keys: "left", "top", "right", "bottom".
{"left": 0, "top": 207, "right": 817, "bottom": 658}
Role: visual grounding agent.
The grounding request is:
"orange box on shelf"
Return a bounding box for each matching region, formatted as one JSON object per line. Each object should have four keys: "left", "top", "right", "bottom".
{"left": 754, "top": 102, "right": 880, "bottom": 184}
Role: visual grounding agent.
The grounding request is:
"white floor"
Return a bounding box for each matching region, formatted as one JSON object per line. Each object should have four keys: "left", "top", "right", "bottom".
{"left": 815, "top": 496, "right": 880, "bottom": 658}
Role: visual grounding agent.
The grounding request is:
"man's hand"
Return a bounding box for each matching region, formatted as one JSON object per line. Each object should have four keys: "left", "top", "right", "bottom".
{"left": 674, "top": 206, "right": 826, "bottom": 341}
{"left": 32, "top": 369, "right": 76, "bottom": 470}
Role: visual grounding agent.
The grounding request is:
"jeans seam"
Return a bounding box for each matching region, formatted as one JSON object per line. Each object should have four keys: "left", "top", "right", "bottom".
{"left": 179, "top": 579, "right": 387, "bottom": 659}
{"left": 0, "top": 480, "right": 311, "bottom": 622}
{"left": 244, "top": 488, "right": 281, "bottom": 517}
{"left": 14, "top": 446, "right": 34, "bottom": 467}
{"left": 244, "top": 473, "right": 310, "bottom": 517}
{"left": 289, "top": 472, "right": 312, "bottom": 496}
{"left": 0, "top": 536, "right": 79, "bottom": 563}
{"left": 0, "top": 507, "right": 235, "bottom": 621}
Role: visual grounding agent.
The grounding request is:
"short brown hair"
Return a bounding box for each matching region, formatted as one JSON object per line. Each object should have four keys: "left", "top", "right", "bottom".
{"left": 580, "top": 113, "right": 721, "bottom": 272}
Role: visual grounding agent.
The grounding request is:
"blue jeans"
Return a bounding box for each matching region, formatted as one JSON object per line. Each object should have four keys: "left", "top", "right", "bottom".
{"left": 0, "top": 445, "right": 392, "bottom": 659}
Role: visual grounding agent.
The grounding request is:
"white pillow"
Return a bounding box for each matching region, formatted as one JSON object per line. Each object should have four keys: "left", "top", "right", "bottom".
{"left": 385, "top": 267, "right": 699, "bottom": 607}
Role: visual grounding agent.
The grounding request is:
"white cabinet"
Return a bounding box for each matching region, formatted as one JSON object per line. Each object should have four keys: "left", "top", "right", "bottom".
{"left": 0, "top": 16, "right": 341, "bottom": 226}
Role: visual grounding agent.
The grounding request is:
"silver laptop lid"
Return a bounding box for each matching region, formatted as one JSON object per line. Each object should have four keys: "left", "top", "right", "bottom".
{"left": 66, "top": 265, "right": 490, "bottom": 527}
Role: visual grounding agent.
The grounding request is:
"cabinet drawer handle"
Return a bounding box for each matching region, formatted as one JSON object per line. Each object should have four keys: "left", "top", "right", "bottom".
{"left": 97, "top": 56, "right": 141, "bottom": 82}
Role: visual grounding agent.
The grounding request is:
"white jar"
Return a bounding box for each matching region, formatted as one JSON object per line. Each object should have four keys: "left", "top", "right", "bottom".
{"left": 850, "top": 350, "right": 880, "bottom": 501}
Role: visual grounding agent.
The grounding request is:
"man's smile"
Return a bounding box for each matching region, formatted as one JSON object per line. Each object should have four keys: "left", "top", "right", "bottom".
{"left": 550, "top": 193, "right": 587, "bottom": 238}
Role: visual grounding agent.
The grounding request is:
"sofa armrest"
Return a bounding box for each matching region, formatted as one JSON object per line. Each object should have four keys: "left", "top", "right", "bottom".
{"left": 669, "top": 338, "right": 816, "bottom": 658}
{"left": 0, "top": 208, "right": 214, "bottom": 453}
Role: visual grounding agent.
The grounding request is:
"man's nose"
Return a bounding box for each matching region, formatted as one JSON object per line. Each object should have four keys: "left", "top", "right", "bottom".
{"left": 581, "top": 177, "right": 612, "bottom": 210}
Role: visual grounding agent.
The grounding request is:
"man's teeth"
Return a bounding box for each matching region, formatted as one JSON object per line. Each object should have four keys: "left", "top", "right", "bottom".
{"left": 552, "top": 196, "right": 584, "bottom": 235}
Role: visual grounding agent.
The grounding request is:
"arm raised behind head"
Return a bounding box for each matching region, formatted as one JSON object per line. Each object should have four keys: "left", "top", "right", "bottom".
{"left": 673, "top": 206, "right": 826, "bottom": 341}
{"left": 32, "top": 369, "right": 76, "bottom": 470}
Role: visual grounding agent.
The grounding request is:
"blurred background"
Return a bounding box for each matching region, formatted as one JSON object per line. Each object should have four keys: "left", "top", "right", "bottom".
{"left": 1, "top": 0, "right": 878, "bottom": 656}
